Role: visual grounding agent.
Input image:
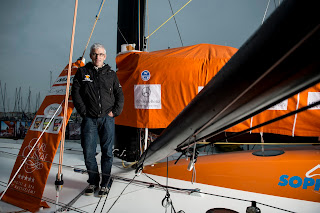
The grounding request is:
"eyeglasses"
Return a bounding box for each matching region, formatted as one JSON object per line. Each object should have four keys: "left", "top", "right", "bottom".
{"left": 91, "top": 53, "right": 105, "bottom": 57}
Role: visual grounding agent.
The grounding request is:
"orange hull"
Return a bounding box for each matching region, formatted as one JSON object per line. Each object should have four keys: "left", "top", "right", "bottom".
{"left": 144, "top": 146, "right": 320, "bottom": 203}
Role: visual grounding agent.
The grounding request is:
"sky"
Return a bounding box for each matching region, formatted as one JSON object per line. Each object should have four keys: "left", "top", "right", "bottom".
{"left": 0, "top": 0, "right": 278, "bottom": 112}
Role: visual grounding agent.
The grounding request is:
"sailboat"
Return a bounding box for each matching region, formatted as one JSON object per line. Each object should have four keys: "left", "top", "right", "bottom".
{"left": 0, "top": 0, "right": 320, "bottom": 212}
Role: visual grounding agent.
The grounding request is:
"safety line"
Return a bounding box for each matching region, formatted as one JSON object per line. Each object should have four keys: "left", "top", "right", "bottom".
{"left": 81, "top": 0, "right": 107, "bottom": 59}
{"left": 142, "top": 172, "right": 294, "bottom": 212}
{"left": 145, "top": 0, "right": 192, "bottom": 39}
{"left": 106, "top": 175, "right": 137, "bottom": 213}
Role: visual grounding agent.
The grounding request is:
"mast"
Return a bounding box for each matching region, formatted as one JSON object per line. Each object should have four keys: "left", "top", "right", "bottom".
{"left": 115, "top": 0, "right": 146, "bottom": 162}
{"left": 117, "top": 0, "right": 146, "bottom": 53}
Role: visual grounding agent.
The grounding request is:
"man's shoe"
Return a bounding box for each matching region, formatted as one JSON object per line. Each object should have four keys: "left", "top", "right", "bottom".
{"left": 85, "top": 185, "right": 98, "bottom": 196}
{"left": 98, "top": 187, "right": 110, "bottom": 197}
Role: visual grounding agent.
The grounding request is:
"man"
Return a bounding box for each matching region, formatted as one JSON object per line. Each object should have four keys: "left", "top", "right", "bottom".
{"left": 72, "top": 43, "right": 124, "bottom": 197}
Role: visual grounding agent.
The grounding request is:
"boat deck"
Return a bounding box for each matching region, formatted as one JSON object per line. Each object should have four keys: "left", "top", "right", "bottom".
{"left": 0, "top": 139, "right": 319, "bottom": 212}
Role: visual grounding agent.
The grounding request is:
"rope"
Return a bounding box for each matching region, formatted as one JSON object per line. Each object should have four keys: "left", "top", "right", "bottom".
{"left": 55, "top": 3, "right": 79, "bottom": 210}
{"left": 106, "top": 175, "right": 137, "bottom": 213}
{"left": 145, "top": 0, "right": 192, "bottom": 39}
{"left": 81, "top": 0, "right": 107, "bottom": 59}
{"left": 58, "top": 0, "right": 78, "bottom": 182}
{"left": 122, "top": 160, "right": 137, "bottom": 168}
{"left": 262, "top": 0, "right": 271, "bottom": 24}
{"left": 168, "top": 0, "right": 183, "bottom": 46}
{"left": 143, "top": 171, "right": 294, "bottom": 213}
{"left": 117, "top": 25, "right": 129, "bottom": 44}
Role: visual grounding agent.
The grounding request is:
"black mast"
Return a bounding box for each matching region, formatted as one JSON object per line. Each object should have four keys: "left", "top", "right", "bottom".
{"left": 117, "top": 0, "right": 146, "bottom": 53}
{"left": 115, "top": 0, "right": 147, "bottom": 162}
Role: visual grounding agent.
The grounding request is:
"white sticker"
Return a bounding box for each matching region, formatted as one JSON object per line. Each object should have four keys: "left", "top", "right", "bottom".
{"left": 268, "top": 99, "right": 288, "bottom": 110}
{"left": 198, "top": 86, "right": 204, "bottom": 93}
{"left": 134, "top": 84, "right": 161, "bottom": 109}
{"left": 307, "top": 92, "right": 320, "bottom": 110}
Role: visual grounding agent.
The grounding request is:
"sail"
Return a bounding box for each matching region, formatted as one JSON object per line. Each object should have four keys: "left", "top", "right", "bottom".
{"left": 1, "top": 59, "right": 84, "bottom": 212}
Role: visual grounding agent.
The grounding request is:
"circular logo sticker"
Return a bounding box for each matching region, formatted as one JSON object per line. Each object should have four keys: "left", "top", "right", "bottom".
{"left": 141, "top": 70, "right": 151, "bottom": 81}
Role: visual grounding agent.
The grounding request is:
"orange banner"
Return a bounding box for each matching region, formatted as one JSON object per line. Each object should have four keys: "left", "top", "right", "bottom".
{"left": 1, "top": 59, "right": 84, "bottom": 212}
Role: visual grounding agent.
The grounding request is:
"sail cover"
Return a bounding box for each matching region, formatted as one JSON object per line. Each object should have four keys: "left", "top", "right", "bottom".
{"left": 228, "top": 85, "right": 320, "bottom": 137}
{"left": 115, "top": 43, "right": 237, "bottom": 128}
{"left": 116, "top": 43, "right": 320, "bottom": 137}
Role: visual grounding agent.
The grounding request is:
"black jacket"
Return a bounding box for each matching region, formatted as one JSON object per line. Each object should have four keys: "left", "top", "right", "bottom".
{"left": 71, "top": 62, "right": 124, "bottom": 118}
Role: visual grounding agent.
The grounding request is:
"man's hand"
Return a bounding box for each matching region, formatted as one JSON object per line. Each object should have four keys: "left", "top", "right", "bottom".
{"left": 108, "top": 111, "right": 114, "bottom": 117}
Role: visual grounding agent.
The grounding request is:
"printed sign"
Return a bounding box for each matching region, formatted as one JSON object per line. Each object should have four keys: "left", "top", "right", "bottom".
{"left": 30, "top": 115, "right": 63, "bottom": 133}
{"left": 307, "top": 92, "right": 320, "bottom": 110}
{"left": 134, "top": 84, "right": 161, "bottom": 109}
{"left": 2, "top": 59, "right": 84, "bottom": 212}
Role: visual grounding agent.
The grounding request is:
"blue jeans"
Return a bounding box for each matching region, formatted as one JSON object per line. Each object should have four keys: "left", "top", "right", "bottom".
{"left": 81, "top": 115, "right": 114, "bottom": 188}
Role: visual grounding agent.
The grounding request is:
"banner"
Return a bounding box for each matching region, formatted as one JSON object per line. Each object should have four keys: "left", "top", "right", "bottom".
{"left": 1, "top": 59, "right": 84, "bottom": 212}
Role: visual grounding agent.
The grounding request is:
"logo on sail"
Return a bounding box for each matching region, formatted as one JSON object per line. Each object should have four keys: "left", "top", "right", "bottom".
{"left": 21, "top": 138, "right": 48, "bottom": 173}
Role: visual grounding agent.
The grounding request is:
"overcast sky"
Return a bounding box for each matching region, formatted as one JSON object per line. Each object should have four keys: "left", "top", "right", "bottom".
{"left": 0, "top": 0, "right": 278, "bottom": 112}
